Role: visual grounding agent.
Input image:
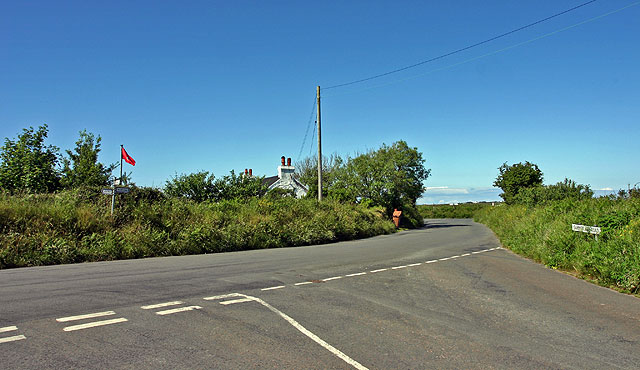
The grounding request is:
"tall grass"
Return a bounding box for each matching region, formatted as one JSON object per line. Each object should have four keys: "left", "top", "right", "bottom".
{"left": 0, "top": 188, "right": 395, "bottom": 269}
{"left": 474, "top": 198, "right": 640, "bottom": 294}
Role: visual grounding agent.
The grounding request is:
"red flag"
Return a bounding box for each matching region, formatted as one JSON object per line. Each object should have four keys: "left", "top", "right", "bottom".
{"left": 121, "top": 147, "right": 136, "bottom": 166}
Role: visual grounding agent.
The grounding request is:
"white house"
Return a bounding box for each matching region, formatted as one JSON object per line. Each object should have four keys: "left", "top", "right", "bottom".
{"left": 263, "top": 156, "right": 308, "bottom": 198}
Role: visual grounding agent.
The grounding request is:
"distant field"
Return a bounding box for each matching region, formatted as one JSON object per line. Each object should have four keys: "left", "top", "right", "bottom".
{"left": 418, "top": 202, "right": 494, "bottom": 219}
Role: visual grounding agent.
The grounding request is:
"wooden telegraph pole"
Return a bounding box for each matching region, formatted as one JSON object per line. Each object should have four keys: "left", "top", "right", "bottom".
{"left": 316, "top": 85, "right": 322, "bottom": 201}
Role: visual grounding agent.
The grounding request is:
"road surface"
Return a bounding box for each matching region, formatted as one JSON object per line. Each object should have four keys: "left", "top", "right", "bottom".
{"left": 1, "top": 219, "right": 638, "bottom": 369}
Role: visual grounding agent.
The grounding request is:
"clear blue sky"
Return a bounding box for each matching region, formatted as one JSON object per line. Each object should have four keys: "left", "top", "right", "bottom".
{"left": 2, "top": 1, "right": 639, "bottom": 204}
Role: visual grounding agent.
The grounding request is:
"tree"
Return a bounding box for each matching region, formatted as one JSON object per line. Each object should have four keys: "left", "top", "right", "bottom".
{"left": 298, "top": 141, "right": 430, "bottom": 215}
{"left": 212, "top": 170, "right": 269, "bottom": 201}
{"left": 0, "top": 124, "right": 61, "bottom": 193}
{"left": 295, "top": 153, "right": 345, "bottom": 200}
{"left": 61, "top": 130, "right": 116, "bottom": 188}
{"left": 493, "top": 161, "right": 543, "bottom": 204}
{"left": 164, "top": 171, "right": 217, "bottom": 202}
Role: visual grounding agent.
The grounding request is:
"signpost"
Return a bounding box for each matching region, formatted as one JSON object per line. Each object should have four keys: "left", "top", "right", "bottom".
{"left": 572, "top": 224, "right": 601, "bottom": 240}
{"left": 102, "top": 183, "right": 131, "bottom": 215}
{"left": 102, "top": 189, "right": 114, "bottom": 195}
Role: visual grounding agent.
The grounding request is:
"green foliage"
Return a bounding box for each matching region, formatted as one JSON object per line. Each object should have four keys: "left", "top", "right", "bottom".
{"left": 513, "top": 178, "right": 594, "bottom": 206}
{"left": 475, "top": 197, "right": 640, "bottom": 294}
{"left": 0, "top": 124, "right": 61, "bottom": 193}
{"left": 418, "top": 203, "right": 493, "bottom": 219}
{"left": 493, "top": 161, "right": 543, "bottom": 204}
{"left": 164, "top": 171, "right": 217, "bottom": 202}
{"left": 164, "top": 170, "right": 270, "bottom": 203}
{"left": 298, "top": 141, "right": 430, "bottom": 225}
{"left": 61, "top": 130, "right": 116, "bottom": 188}
{"left": 0, "top": 190, "right": 395, "bottom": 269}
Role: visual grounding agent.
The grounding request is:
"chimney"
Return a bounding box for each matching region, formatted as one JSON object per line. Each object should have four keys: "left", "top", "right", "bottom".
{"left": 281, "top": 156, "right": 285, "bottom": 166}
{"left": 249, "top": 169, "right": 252, "bottom": 176}
{"left": 287, "top": 158, "right": 291, "bottom": 166}
{"left": 244, "top": 168, "right": 248, "bottom": 176}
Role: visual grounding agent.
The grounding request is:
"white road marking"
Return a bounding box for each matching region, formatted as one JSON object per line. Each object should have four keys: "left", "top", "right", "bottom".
{"left": 141, "top": 301, "right": 184, "bottom": 310}
{"left": 63, "top": 318, "right": 128, "bottom": 332}
{"left": 261, "top": 285, "right": 286, "bottom": 291}
{"left": 345, "top": 272, "right": 367, "bottom": 277}
{"left": 56, "top": 311, "right": 115, "bottom": 322}
{"left": 451, "top": 255, "right": 461, "bottom": 258}
{"left": 471, "top": 250, "right": 485, "bottom": 254}
{"left": 461, "top": 253, "right": 471, "bottom": 257}
{"left": 438, "top": 257, "right": 452, "bottom": 261}
{"left": 322, "top": 276, "right": 343, "bottom": 281}
{"left": 0, "top": 335, "right": 26, "bottom": 344}
{"left": 0, "top": 326, "right": 18, "bottom": 333}
{"left": 391, "top": 265, "right": 408, "bottom": 270}
{"left": 370, "top": 268, "right": 388, "bottom": 273}
{"left": 239, "top": 294, "right": 368, "bottom": 370}
{"left": 204, "top": 293, "right": 242, "bottom": 301}
{"left": 220, "top": 298, "right": 253, "bottom": 305}
{"left": 155, "top": 306, "right": 202, "bottom": 316}
{"left": 407, "top": 263, "right": 422, "bottom": 267}
{"left": 294, "top": 281, "right": 313, "bottom": 286}
{"left": 425, "top": 260, "right": 437, "bottom": 263}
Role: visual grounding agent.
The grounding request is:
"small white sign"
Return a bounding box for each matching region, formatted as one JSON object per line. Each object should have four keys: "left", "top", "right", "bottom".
{"left": 572, "top": 224, "right": 601, "bottom": 235}
{"left": 102, "top": 189, "right": 114, "bottom": 195}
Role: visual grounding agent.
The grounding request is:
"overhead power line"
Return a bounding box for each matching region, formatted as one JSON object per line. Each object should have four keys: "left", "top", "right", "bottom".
{"left": 324, "top": 0, "right": 640, "bottom": 97}
{"left": 297, "top": 96, "right": 317, "bottom": 161}
{"left": 323, "top": 0, "right": 598, "bottom": 90}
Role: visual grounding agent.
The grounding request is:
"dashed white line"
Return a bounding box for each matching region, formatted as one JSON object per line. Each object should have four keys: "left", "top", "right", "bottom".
{"left": 451, "top": 255, "right": 461, "bottom": 258}
{"left": 155, "top": 306, "right": 202, "bottom": 316}
{"left": 425, "top": 260, "right": 437, "bottom": 263}
{"left": 261, "top": 285, "right": 286, "bottom": 291}
{"left": 141, "top": 301, "right": 184, "bottom": 310}
{"left": 370, "top": 268, "right": 388, "bottom": 273}
{"left": 0, "top": 335, "right": 26, "bottom": 344}
{"left": 220, "top": 298, "right": 253, "bottom": 305}
{"left": 438, "top": 257, "right": 452, "bottom": 261}
{"left": 294, "top": 281, "right": 313, "bottom": 286}
{"left": 461, "top": 253, "right": 471, "bottom": 257}
{"left": 56, "top": 311, "right": 115, "bottom": 323}
{"left": 63, "top": 318, "right": 128, "bottom": 332}
{"left": 391, "top": 265, "right": 408, "bottom": 270}
{"left": 322, "top": 276, "right": 343, "bottom": 282}
{"left": 0, "top": 326, "right": 18, "bottom": 333}
{"left": 407, "top": 263, "right": 422, "bottom": 267}
{"left": 345, "top": 272, "right": 367, "bottom": 277}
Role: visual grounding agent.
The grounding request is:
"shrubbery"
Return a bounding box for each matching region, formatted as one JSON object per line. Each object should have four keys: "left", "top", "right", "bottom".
{"left": 418, "top": 203, "right": 493, "bottom": 219}
{"left": 475, "top": 197, "right": 640, "bottom": 294}
{"left": 0, "top": 188, "right": 395, "bottom": 269}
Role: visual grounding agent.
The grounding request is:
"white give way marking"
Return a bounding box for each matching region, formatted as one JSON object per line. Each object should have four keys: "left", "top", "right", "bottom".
{"left": 204, "top": 293, "right": 369, "bottom": 370}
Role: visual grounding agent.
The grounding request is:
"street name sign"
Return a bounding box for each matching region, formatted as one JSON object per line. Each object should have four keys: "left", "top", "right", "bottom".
{"left": 571, "top": 224, "right": 601, "bottom": 235}
{"left": 102, "top": 189, "right": 114, "bottom": 195}
{"left": 115, "top": 187, "right": 130, "bottom": 194}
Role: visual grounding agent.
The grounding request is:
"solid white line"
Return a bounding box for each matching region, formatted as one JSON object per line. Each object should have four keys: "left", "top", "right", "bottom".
{"left": 322, "top": 276, "right": 343, "bottom": 281}
{"left": 0, "top": 335, "right": 26, "bottom": 344}
{"left": 56, "top": 311, "right": 115, "bottom": 323}
{"left": 391, "top": 265, "right": 408, "bottom": 270}
{"left": 0, "top": 326, "right": 18, "bottom": 333}
{"left": 370, "top": 268, "right": 388, "bottom": 273}
{"left": 141, "top": 301, "right": 184, "bottom": 310}
{"left": 220, "top": 298, "right": 253, "bottom": 305}
{"left": 204, "top": 293, "right": 242, "bottom": 301}
{"left": 345, "top": 272, "right": 367, "bottom": 277}
{"left": 294, "top": 281, "right": 313, "bottom": 286}
{"left": 155, "top": 306, "right": 202, "bottom": 316}
{"left": 261, "top": 285, "right": 286, "bottom": 291}
{"left": 407, "top": 263, "right": 422, "bottom": 267}
{"left": 242, "top": 294, "right": 368, "bottom": 370}
{"left": 425, "top": 260, "right": 437, "bottom": 263}
{"left": 63, "top": 318, "right": 128, "bottom": 332}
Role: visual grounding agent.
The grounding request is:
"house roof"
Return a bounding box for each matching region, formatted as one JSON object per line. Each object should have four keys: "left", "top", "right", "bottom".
{"left": 263, "top": 175, "right": 279, "bottom": 187}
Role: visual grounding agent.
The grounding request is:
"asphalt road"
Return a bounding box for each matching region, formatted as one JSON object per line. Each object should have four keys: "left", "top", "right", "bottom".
{"left": 1, "top": 219, "right": 638, "bottom": 369}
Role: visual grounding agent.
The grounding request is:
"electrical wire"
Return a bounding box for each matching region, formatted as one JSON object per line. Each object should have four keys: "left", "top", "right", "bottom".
{"left": 297, "top": 97, "right": 317, "bottom": 161}
{"left": 324, "top": 0, "right": 640, "bottom": 98}
{"left": 323, "top": 0, "right": 598, "bottom": 90}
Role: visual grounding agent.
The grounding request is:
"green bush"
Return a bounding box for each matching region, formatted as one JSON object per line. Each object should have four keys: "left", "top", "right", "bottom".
{"left": 0, "top": 190, "right": 395, "bottom": 269}
{"left": 475, "top": 197, "right": 640, "bottom": 294}
{"left": 418, "top": 203, "right": 493, "bottom": 219}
